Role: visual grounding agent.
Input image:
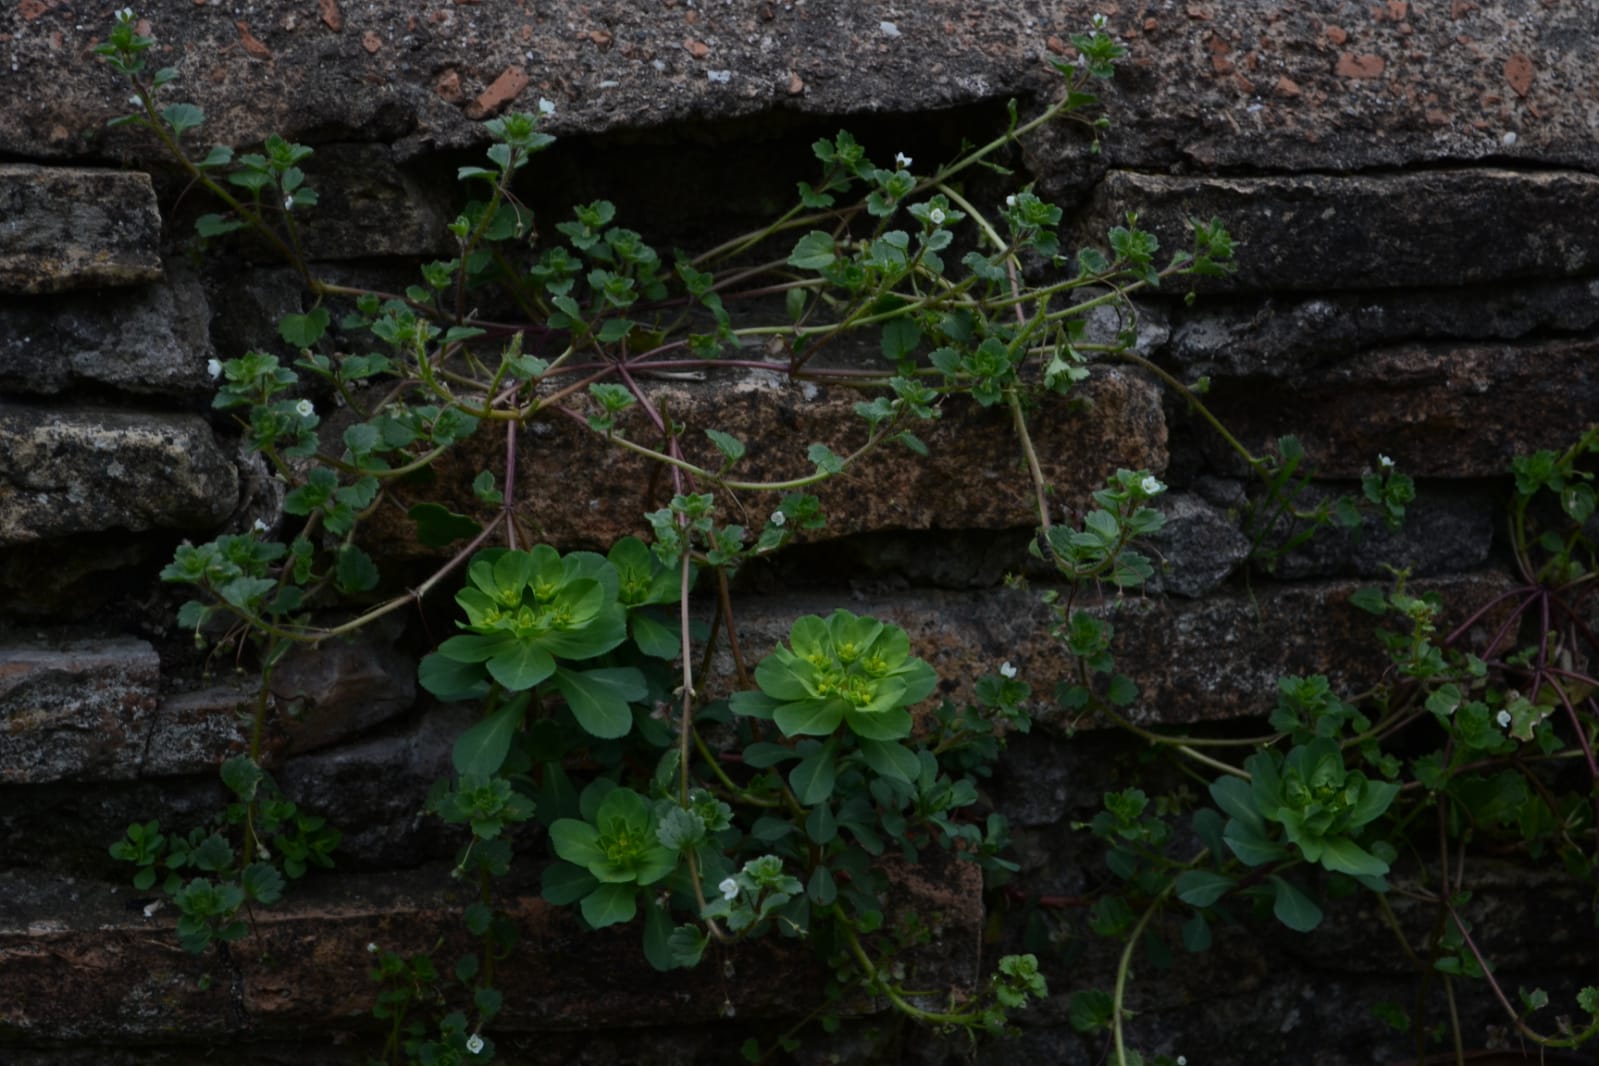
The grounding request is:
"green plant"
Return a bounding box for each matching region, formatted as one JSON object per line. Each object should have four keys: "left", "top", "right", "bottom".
{"left": 1045, "top": 431, "right": 1599, "bottom": 1065}
{"left": 88, "top": 8, "right": 1593, "bottom": 1066}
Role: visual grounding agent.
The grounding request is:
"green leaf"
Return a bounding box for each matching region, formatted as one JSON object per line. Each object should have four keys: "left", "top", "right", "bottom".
{"left": 629, "top": 609, "right": 680, "bottom": 659}
{"left": 669, "top": 924, "right": 709, "bottom": 968}
{"left": 1209, "top": 775, "right": 1264, "bottom": 834}
{"left": 773, "top": 699, "right": 844, "bottom": 737}
{"left": 277, "top": 307, "right": 331, "bottom": 349}
{"left": 1348, "top": 587, "right": 1388, "bottom": 615}
{"left": 409, "top": 503, "right": 483, "bottom": 548}
{"left": 1181, "top": 911, "right": 1212, "bottom": 952}
{"left": 240, "top": 861, "right": 284, "bottom": 904}
{"left": 787, "top": 231, "right": 837, "bottom": 271}
{"left": 334, "top": 544, "right": 379, "bottom": 594}
{"left": 452, "top": 697, "right": 528, "bottom": 777}
{"left": 856, "top": 738, "right": 920, "bottom": 783}
{"left": 741, "top": 742, "right": 799, "bottom": 768}
{"left": 806, "top": 865, "right": 838, "bottom": 906}
{"left": 580, "top": 882, "right": 638, "bottom": 928}
{"left": 1067, "top": 988, "right": 1114, "bottom": 1033}
{"left": 804, "top": 803, "right": 837, "bottom": 845}
{"left": 1268, "top": 875, "right": 1323, "bottom": 932}
{"left": 548, "top": 821, "right": 606, "bottom": 869}
{"left": 705, "top": 429, "right": 746, "bottom": 464}
{"left": 551, "top": 666, "right": 644, "bottom": 740}
{"left": 642, "top": 898, "right": 676, "bottom": 971}
{"left": 541, "top": 859, "right": 598, "bottom": 905}
{"left": 417, "top": 652, "right": 491, "bottom": 702}
{"left": 1106, "top": 674, "right": 1139, "bottom": 707}
{"left": 1174, "top": 870, "right": 1233, "bottom": 908}
{"left": 220, "top": 756, "right": 265, "bottom": 800}
{"left": 595, "top": 317, "right": 635, "bottom": 343}
{"left": 880, "top": 316, "right": 921, "bottom": 361}
{"left": 1315, "top": 835, "right": 1390, "bottom": 878}
{"left": 1222, "top": 815, "right": 1289, "bottom": 867}
{"left": 161, "top": 103, "right": 205, "bottom": 136}
{"left": 788, "top": 747, "right": 837, "bottom": 805}
{"left": 485, "top": 640, "right": 557, "bottom": 691}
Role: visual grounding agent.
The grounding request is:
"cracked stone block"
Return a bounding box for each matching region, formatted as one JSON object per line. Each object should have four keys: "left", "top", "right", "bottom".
{"left": 1077, "top": 169, "right": 1599, "bottom": 293}
{"left": 0, "top": 638, "right": 160, "bottom": 784}
{"left": 1168, "top": 279, "right": 1599, "bottom": 381}
{"left": 0, "top": 404, "right": 239, "bottom": 545}
{"left": 0, "top": 165, "right": 162, "bottom": 293}
{"left": 1143, "top": 491, "right": 1251, "bottom": 598}
{"left": 142, "top": 625, "right": 420, "bottom": 777}
{"left": 0, "top": 853, "right": 978, "bottom": 1042}
{"left": 1251, "top": 482, "right": 1497, "bottom": 580}
{"left": 364, "top": 365, "right": 1167, "bottom": 556}
{"left": 716, "top": 571, "right": 1519, "bottom": 727}
{"left": 0, "top": 262, "right": 215, "bottom": 396}
{"left": 1197, "top": 338, "right": 1599, "bottom": 478}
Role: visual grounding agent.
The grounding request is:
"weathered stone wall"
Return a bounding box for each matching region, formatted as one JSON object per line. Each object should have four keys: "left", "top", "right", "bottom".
{"left": 2, "top": 1, "right": 1596, "bottom": 1063}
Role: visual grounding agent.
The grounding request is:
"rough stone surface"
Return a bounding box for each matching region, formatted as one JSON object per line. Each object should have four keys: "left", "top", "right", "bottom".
{"left": 0, "top": 853, "right": 978, "bottom": 1043}
{"left": 284, "top": 143, "right": 453, "bottom": 260}
{"left": 1, "top": 0, "right": 1077, "bottom": 163}
{"left": 6, "top": 2, "right": 1595, "bottom": 180}
{"left": 0, "top": 166, "right": 163, "bottom": 293}
{"left": 1167, "top": 278, "right": 1599, "bottom": 381}
{"left": 1142, "top": 491, "right": 1251, "bottom": 598}
{"left": 367, "top": 365, "right": 1166, "bottom": 555}
{"left": 717, "top": 570, "right": 1519, "bottom": 727}
{"left": 141, "top": 627, "right": 418, "bottom": 776}
{"left": 0, "top": 532, "right": 166, "bottom": 621}
{"left": 1029, "top": 0, "right": 1599, "bottom": 180}
{"left": 1077, "top": 169, "right": 1599, "bottom": 294}
{"left": 0, "top": 405, "right": 239, "bottom": 544}
{"left": 0, "top": 638, "right": 160, "bottom": 784}
{"left": 1198, "top": 339, "right": 1599, "bottom": 478}
{"left": 268, "top": 621, "right": 418, "bottom": 753}
{"left": 0, "top": 262, "right": 214, "bottom": 396}
{"left": 1253, "top": 482, "right": 1498, "bottom": 580}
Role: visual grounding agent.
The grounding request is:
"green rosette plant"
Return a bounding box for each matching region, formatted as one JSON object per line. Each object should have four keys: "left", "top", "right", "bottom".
{"left": 419, "top": 544, "right": 656, "bottom": 743}
{"left": 1211, "top": 738, "right": 1399, "bottom": 880}
{"left": 730, "top": 609, "right": 937, "bottom": 741}
{"left": 544, "top": 786, "right": 678, "bottom": 928}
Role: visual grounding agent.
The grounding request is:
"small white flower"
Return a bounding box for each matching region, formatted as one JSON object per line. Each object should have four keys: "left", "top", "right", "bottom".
{"left": 294, "top": 399, "right": 314, "bottom": 418}
{"left": 894, "top": 151, "right": 912, "bottom": 169}
{"left": 1140, "top": 475, "right": 1165, "bottom": 496}
{"left": 928, "top": 206, "right": 946, "bottom": 225}
{"left": 770, "top": 510, "right": 786, "bottom": 528}
{"left": 206, "top": 357, "right": 222, "bottom": 380}
{"left": 718, "top": 877, "right": 739, "bottom": 901}
{"left": 128, "top": 94, "right": 143, "bottom": 107}
{"left": 1378, "top": 454, "right": 1395, "bottom": 469}
{"left": 999, "top": 661, "right": 1018, "bottom": 679}
{"left": 283, "top": 195, "right": 294, "bottom": 211}
{"left": 252, "top": 518, "right": 269, "bottom": 534}
{"left": 1091, "top": 13, "right": 1109, "bottom": 30}
{"left": 366, "top": 942, "right": 379, "bottom": 953}
{"left": 116, "top": 7, "right": 135, "bottom": 22}
{"left": 1496, "top": 709, "right": 1512, "bottom": 729}
{"left": 465, "top": 1033, "right": 485, "bottom": 1055}
{"left": 1005, "top": 194, "right": 1017, "bottom": 208}
{"left": 1176, "top": 1058, "right": 1187, "bottom": 1066}
{"left": 537, "top": 97, "right": 557, "bottom": 115}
